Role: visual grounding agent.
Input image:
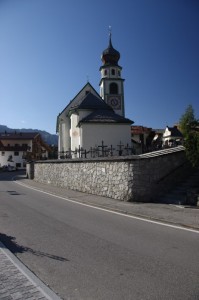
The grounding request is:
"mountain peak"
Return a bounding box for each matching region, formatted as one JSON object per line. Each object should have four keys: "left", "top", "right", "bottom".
{"left": 0, "top": 125, "right": 58, "bottom": 146}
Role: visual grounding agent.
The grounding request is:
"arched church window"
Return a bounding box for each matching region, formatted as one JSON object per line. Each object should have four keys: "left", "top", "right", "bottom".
{"left": 104, "top": 70, "right": 107, "bottom": 76}
{"left": 111, "top": 69, "right": 115, "bottom": 75}
{"left": 110, "top": 83, "right": 118, "bottom": 94}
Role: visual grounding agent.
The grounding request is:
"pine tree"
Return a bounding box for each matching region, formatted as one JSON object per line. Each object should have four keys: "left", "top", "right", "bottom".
{"left": 179, "top": 105, "right": 199, "bottom": 167}
{"left": 179, "top": 105, "right": 195, "bottom": 136}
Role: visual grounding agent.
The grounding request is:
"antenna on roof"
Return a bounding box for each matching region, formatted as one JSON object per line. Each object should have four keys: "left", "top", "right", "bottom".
{"left": 86, "top": 74, "right": 89, "bottom": 82}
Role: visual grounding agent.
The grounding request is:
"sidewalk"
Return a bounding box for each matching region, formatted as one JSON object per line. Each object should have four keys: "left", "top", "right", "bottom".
{"left": 0, "top": 241, "right": 61, "bottom": 300}
{"left": 17, "top": 176, "right": 199, "bottom": 231}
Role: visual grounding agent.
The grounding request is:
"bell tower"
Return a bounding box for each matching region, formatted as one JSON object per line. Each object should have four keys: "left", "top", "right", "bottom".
{"left": 99, "top": 31, "right": 125, "bottom": 117}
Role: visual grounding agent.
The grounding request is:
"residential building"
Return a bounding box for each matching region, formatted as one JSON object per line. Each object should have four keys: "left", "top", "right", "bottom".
{"left": 131, "top": 126, "right": 156, "bottom": 154}
{"left": 162, "top": 126, "right": 183, "bottom": 147}
{"left": 0, "top": 132, "right": 50, "bottom": 169}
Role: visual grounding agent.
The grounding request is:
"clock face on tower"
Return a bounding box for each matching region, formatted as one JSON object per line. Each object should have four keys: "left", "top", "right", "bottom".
{"left": 107, "top": 96, "right": 121, "bottom": 110}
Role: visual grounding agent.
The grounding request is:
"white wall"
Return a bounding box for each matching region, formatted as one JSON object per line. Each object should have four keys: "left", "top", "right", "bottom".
{"left": 58, "top": 117, "right": 70, "bottom": 153}
{"left": 0, "top": 150, "right": 25, "bottom": 168}
{"left": 81, "top": 123, "right": 131, "bottom": 154}
{"left": 70, "top": 113, "right": 80, "bottom": 151}
{"left": 0, "top": 138, "right": 32, "bottom": 169}
{"left": 57, "top": 84, "right": 102, "bottom": 154}
{"left": 163, "top": 127, "right": 171, "bottom": 138}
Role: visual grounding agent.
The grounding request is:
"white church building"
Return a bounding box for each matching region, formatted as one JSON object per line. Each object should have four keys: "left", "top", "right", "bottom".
{"left": 56, "top": 34, "right": 133, "bottom": 158}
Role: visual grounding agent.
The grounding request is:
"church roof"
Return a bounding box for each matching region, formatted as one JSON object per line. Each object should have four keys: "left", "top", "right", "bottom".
{"left": 78, "top": 110, "right": 133, "bottom": 125}
{"left": 58, "top": 82, "right": 101, "bottom": 116}
{"left": 71, "top": 92, "right": 112, "bottom": 111}
{"left": 56, "top": 82, "right": 102, "bottom": 132}
{"left": 101, "top": 34, "right": 120, "bottom": 66}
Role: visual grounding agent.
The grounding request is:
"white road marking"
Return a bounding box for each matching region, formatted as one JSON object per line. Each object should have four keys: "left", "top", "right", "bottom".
{"left": 15, "top": 180, "right": 199, "bottom": 234}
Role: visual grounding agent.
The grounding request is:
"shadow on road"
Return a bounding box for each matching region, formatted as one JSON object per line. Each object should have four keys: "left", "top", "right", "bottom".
{"left": 0, "top": 232, "right": 69, "bottom": 262}
{"left": 0, "top": 170, "right": 26, "bottom": 181}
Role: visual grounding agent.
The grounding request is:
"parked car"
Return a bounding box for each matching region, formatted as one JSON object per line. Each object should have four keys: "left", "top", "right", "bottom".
{"left": 7, "top": 166, "right": 17, "bottom": 172}
{"left": 0, "top": 165, "right": 17, "bottom": 172}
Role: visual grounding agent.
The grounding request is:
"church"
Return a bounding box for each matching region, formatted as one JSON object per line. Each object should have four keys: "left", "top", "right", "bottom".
{"left": 56, "top": 34, "right": 133, "bottom": 158}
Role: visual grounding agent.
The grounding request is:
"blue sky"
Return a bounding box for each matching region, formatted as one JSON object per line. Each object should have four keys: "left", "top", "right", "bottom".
{"left": 0, "top": 0, "right": 198, "bottom": 134}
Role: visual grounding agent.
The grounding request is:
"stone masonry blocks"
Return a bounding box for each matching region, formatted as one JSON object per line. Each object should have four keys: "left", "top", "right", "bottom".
{"left": 31, "top": 147, "right": 187, "bottom": 202}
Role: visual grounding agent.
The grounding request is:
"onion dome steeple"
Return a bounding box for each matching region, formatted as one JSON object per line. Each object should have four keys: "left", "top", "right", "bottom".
{"left": 99, "top": 29, "right": 125, "bottom": 117}
{"left": 101, "top": 32, "right": 120, "bottom": 66}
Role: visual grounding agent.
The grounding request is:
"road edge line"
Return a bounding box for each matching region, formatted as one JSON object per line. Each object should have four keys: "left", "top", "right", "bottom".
{"left": 14, "top": 180, "right": 199, "bottom": 234}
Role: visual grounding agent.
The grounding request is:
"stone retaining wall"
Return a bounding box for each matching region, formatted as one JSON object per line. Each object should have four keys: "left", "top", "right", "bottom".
{"left": 27, "top": 146, "right": 188, "bottom": 202}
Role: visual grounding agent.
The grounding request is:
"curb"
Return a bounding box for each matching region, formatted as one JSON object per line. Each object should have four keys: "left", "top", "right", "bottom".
{"left": 66, "top": 198, "right": 199, "bottom": 232}
{"left": 0, "top": 241, "right": 62, "bottom": 300}
{"left": 15, "top": 179, "right": 199, "bottom": 233}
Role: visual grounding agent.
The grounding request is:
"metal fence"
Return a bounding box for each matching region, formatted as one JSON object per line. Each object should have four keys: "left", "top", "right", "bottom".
{"left": 59, "top": 141, "right": 135, "bottom": 159}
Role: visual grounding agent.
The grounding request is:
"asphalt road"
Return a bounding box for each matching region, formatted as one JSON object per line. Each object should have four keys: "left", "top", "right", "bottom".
{"left": 0, "top": 172, "right": 199, "bottom": 300}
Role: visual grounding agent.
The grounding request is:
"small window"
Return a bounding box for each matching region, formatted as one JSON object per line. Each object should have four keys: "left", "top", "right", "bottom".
{"left": 1, "top": 151, "right": 5, "bottom": 156}
{"left": 15, "top": 144, "right": 19, "bottom": 147}
{"left": 118, "top": 70, "right": 121, "bottom": 76}
{"left": 110, "top": 82, "right": 118, "bottom": 94}
{"left": 104, "top": 70, "right": 107, "bottom": 76}
{"left": 111, "top": 69, "right": 115, "bottom": 75}
{"left": 14, "top": 151, "right": 19, "bottom": 156}
{"left": 16, "top": 163, "right": 21, "bottom": 168}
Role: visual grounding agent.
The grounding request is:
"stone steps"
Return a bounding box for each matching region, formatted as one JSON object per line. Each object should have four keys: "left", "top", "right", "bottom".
{"left": 158, "top": 168, "right": 199, "bottom": 205}
{"left": 159, "top": 193, "right": 187, "bottom": 205}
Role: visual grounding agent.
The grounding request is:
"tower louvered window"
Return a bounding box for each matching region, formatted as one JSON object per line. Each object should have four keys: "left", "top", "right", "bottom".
{"left": 110, "top": 82, "right": 118, "bottom": 94}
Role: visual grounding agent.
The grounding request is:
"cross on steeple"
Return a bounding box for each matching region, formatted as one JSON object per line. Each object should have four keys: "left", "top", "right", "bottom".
{"left": 109, "top": 25, "right": 112, "bottom": 37}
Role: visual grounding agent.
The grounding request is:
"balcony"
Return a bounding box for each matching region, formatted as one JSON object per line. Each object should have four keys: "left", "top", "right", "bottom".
{"left": 0, "top": 145, "right": 31, "bottom": 151}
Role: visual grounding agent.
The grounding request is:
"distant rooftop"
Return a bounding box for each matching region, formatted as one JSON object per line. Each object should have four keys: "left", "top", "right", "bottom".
{"left": 0, "top": 132, "right": 40, "bottom": 140}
